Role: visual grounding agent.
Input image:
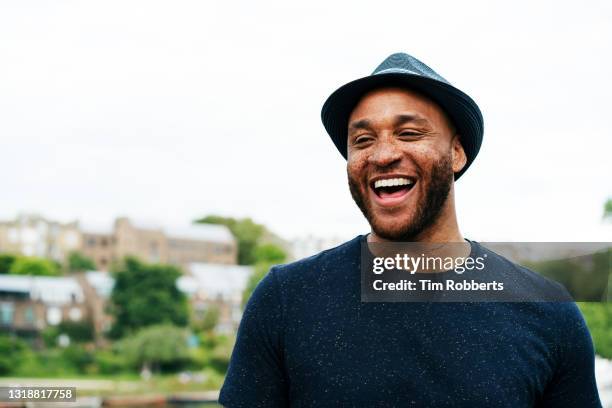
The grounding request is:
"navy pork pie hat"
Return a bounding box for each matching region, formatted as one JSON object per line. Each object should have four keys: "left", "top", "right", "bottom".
{"left": 321, "top": 52, "right": 484, "bottom": 179}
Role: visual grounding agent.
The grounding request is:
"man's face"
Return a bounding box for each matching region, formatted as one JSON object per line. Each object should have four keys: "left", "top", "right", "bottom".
{"left": 347, "top": 87, "right": 466, "bottom": 241}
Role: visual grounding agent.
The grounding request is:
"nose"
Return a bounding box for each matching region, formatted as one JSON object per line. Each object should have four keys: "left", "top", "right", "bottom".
{"left": 367, "top": 139, "right": 402, "bottom": 168}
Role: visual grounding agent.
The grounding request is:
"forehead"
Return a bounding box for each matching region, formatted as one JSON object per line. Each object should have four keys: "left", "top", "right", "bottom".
{"left": 348, "top": 86, "right": 448, "bottom": 125}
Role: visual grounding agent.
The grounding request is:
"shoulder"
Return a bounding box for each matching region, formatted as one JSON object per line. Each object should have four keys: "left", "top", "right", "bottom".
{"left": 245, "top": 236, "right": 362, "bottom": 317}
{"left": 471, "top": 240, "right": 573, "bottom": 302}
{"left": 271, "top": 235, "right": 363, "bottom": 285}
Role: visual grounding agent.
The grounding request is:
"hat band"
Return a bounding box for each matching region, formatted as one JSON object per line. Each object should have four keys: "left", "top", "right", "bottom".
{"left": 374, "top": 67, "right": 420, "bottom": 76}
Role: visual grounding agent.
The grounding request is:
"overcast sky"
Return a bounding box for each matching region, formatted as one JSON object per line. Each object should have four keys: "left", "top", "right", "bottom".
{"left": 1, "top": 0, "right": 611, "bottom": 242}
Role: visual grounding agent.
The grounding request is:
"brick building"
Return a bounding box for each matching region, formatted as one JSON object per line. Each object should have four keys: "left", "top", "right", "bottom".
{"left": 0, "top": 214, "right": 237, "bottom": 271}
{"left": 81, "top": 217, "right": 237, "bottom": 271}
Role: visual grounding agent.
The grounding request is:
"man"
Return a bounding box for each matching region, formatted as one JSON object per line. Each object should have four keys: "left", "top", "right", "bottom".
{"left": 219, "top": 53, "right": 601, "bottom": 407}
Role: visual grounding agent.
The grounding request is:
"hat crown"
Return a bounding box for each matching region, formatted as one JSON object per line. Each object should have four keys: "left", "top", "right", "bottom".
{"left": 372, "top": 52, "right": 448, "bottom": 84}
{"left": 321, "top": 52, "right": 483, "bottom": 180}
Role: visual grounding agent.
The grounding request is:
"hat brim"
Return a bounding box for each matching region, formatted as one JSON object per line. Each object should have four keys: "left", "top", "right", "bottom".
{"left": 321, "top": 72, "right": 483, "bottom": 180}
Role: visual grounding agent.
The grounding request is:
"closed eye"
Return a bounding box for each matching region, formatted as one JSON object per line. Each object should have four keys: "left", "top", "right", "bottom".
{"left": 398, "top": 130, "right": 424, "bottom": 140}
{"left": 353, "top": 134, "right": 375, "bottom": 145}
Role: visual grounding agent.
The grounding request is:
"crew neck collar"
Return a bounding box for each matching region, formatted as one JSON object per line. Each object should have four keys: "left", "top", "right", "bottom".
{"left": 358, "top": 234, "right": 479, "bottom": 276}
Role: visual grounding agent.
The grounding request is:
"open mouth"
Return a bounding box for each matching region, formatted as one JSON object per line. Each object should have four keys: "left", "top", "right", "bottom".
{"left": 370, "top": 177, "right": 415, "bottom": 206}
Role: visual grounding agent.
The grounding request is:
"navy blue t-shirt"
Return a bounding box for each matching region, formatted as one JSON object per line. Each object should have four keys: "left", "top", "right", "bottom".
{"left": 219, "top": 236, "right": 601, "bottom": 407}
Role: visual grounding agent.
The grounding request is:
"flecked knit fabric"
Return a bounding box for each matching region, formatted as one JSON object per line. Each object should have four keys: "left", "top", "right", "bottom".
{"left": 219, "top": 235, "right": 601, "bottom": 408}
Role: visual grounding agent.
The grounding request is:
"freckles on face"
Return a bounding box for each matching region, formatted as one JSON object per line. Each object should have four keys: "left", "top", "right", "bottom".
{"left": 345, "top": 86, "right": 456, "bottom": 238}
{"left": 347, "top": 86, "right": 454, "bottom": 178}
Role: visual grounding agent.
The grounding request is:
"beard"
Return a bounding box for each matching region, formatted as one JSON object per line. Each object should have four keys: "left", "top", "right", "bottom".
{"left": 348, "top": 152, "right": 454, "bottom": 241}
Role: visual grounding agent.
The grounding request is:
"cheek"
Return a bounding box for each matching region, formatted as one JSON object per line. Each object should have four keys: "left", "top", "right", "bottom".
{"left": 407, "top": 144, "right": 445, "bottom": 169}
{"left": 347, "top": 156, "right": 368, "bottom": 180}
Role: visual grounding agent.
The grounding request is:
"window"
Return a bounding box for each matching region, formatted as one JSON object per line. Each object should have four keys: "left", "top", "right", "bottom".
{"left": 149, "top": 242, "right": 159, "bottom": 262}
{"left": 69, "top": 307, "right": 82, "bottom": 321}
{"left": 8, "top": 228, "right": 19, "bottom": 243}
{"left": 0, "top": 302, "right": 15, "bottom": 325}
{"left": 46, "top": 307, "right": 62, "bottom": 325}
{"left": 64, "top": 231, "right": 78, "bottom": 248}
{"left": 24, "top": 306, "right": 35, "bottom": 325}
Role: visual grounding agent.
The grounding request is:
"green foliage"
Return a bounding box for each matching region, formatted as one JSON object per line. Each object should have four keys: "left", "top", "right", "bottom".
{"left": 117, "top": 324, "right": 190, "bottom": 372}
{"left": 109, "top": 257, "right": 189, "bottom": 338}
{"left": 254, "top": 243, "right": 287, "bottom": 264}
{"left": 14, "top": 348, "right": 80, "bottom": 377}
{"left": 0, "top": 253, "right": 17, "bottom": 274}
{"left": 0, "top": 334, "right": 27, "bottom": 375}
{"left": 58, "top": 320, "right": 95, "bottom": 343}
{"left": 67, "top": 251, "right": 96, "bottom": 272}
{"left": 190, "top": 333, "right": 233, "bottom": 375}
{"left": 9, "top": 256, "right": 60, "bottom": 276}
{"left": 577, "top": 303, "right": 612, "bottom": 359}
{"left": 93, "top": 349, "right": 127, "bottom": 374}
{"left": 604, "top": 198, "right": 612, "bottom": 220}
{"left": 41, "top": 322, "right": 94, "bottom": 348}
{"left": 525, "top": 249, "right": 610, "bottom": 301}
{"left": 41, "top": 326, "right": 60, "bottom": 348}
{"left": 7, "top": 343, "right": 125, "bottom": 377}
{"left": 196, "top": 216, "right": 265, "bottom": 265}
{"left": 1, "top": 329, "right": 233, "bottom": 377}
{"left": 207, "top": 334, "right": 233, "bottom": 373}
{"left": 61, "top": 344, "right": 95, "bottom": 372}
{"left": 195, "top": 306, "right": 220, "bottom": 334}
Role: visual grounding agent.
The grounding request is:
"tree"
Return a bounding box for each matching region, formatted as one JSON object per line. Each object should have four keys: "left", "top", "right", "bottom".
{"left": 578, "top": 302, "right": 612, "bottom": 359}
{"left": 9, "top": 257, "right": 60, "bottom": 276}
{"left": 117, "top": 324, "right": 190, "bottom": 373}
{"left": 67, "top": 251, "right": 96, "bottom": 272}
{"left": 604, "top": 198, "right": 612, "bottom": 221}
{"left": 196, "top": 216, "right": 263, "bottom": 265}
{"left": 0, "top": 254, "right": 17, "bottom": 274}
{"left": 254, "top": 243, "right": 287, "bottom": 264}
{"left": 109, "top": 257, "right": 189, "bottom": 338}
{"left": 196, "top": 216, "right": 266, "bottom": 265}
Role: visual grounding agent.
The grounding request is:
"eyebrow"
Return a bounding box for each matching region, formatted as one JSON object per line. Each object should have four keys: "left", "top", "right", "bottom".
{"left": 393, "top": 113, "right": 429, "bottom": 127}
{"left": 348, "top": 114, "right": 429, "bottom": 133}
{"left": 348, "top": 118, "right": 373, "bottom": 133}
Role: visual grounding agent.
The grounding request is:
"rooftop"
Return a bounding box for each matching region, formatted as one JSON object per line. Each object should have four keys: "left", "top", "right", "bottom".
{"left": 0, "top": 275, "right": 84, "bottom": 304}
{"left": 178, "top": 263, "right": 253, "bottom": 299}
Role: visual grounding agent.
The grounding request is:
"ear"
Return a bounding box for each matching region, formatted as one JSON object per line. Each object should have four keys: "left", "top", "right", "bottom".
{"left": 451, "top": 135, "right": 467, "bottom": 174}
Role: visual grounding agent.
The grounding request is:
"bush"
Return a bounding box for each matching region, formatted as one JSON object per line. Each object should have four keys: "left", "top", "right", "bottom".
{"left": 17, "top": 348, "right": 77, "bottom": 377}
{"left": 194, "top": 306, "right": 220, "bottom": 334}
{"left": 0, "top": 334, "right": 28, "bottom": 375}
{"left": 41, "top": 326, "right": 60, "bottom": 348}
{"left": 61, "top": 345, "right": 94, "bottom": 373}
{"left": 0, "top": 254, "right": 17, "bottom": 274}
{"left": 94, "top": 349, "right": 127, "bottom": 374}
{"left": 58, "top": 320, "right": 94, "bottom": 343}
{"left": 67, "top": 251, "right": 96, "bottom": 273}
{"left": 578, "top": 302, "right": 612, "bottom": 359}
{"left": 209, "top": 342, "right": 231, "bottom": 374}
{"left": 117, "top": 324, "right": 190, "bottom": 373}
{"left": 9, "top": 257, "right": 60, "bottom": 276}
{"left": 191, "top": 333, "right": 234, "bottom": 375}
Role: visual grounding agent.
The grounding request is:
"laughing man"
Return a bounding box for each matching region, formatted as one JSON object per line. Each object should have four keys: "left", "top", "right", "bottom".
{"left": 219, "top": 53, "right": 601, "bottom": 407}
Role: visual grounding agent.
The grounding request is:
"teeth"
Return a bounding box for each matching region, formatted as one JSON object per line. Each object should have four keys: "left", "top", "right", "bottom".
{"left": 374, "top": 178, "right": 413, "bottom": 189}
